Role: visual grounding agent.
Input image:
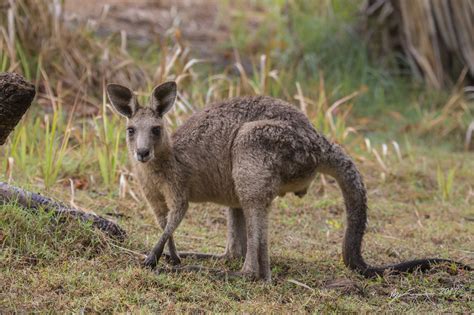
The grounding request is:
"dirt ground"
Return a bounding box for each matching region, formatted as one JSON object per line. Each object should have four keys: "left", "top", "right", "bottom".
{"left": 64, "top": 0, "right": 230, "bottom": 61}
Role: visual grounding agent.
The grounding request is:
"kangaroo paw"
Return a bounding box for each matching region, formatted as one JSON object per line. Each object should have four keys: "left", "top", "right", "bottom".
{"left": 143, "top": 254, "right": 159, "bottom": 269}
{"left": 162, "top": 252, "right": 182, "bottom": 266}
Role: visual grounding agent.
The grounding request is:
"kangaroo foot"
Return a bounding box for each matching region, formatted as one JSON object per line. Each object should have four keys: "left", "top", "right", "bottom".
{"left": 143, "top": 254, "right": 159, "bottom": 269}
{"left": 163, "top": 253, "right": 181, "bottom": 266}
{"left": 240, "top": 262, "right": 271, "bottom": 282}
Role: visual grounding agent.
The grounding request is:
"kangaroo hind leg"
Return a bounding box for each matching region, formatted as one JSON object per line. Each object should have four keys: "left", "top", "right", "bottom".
{"left": 234, "top": 167, "right": 277, "bottom": 282}
{"left": 223, "top": 207, "right": 247, "bottom": 259}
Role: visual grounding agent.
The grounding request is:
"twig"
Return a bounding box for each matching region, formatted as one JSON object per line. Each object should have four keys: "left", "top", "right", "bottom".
{"left": 109, "top": 243, "right": 146, "bottom": 258}
{"left": 288, "top": 279, "right": 315, "bottom": 291}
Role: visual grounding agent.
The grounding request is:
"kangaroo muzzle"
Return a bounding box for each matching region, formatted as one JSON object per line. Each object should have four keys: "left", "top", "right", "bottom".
{"left": 136, "top": 148, "right": 152, "bottom": 163}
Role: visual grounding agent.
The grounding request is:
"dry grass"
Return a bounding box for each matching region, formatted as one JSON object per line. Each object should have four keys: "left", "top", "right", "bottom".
{"left": 1, "top": 147, "right": 473, "bottom": 312}
{"left": 363, "top": 0, "right": 474, "bottom": 89}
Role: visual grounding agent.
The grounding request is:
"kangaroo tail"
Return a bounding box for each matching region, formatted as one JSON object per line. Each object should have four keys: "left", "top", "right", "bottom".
{"left": 319, "top": 143, "right": 471, "bottom": 277}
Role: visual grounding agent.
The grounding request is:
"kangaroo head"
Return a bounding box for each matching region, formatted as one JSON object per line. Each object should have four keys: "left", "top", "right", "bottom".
{"left": 106, "top": 81, "right": 177, "bottom": 163}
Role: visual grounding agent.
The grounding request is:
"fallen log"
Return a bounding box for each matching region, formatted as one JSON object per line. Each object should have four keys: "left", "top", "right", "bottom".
{"left": 0, "top": 182, "right": 127, "bottom": 241}
{"left": 0, "top": 72, "right": 36, "bottom": 145}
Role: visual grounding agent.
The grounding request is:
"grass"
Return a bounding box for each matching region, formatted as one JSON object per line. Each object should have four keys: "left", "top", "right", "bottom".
{"left": 94, "top": 91, "right": 126, "bottom": 188}
{"left": 1, "top": 0, "right": 473, "bottom": 312}
{"left": 1, "top": 147, "right": 473, "bottom": 312}
{"left": 436, "top": 165, "right": 457, "bottom": 202}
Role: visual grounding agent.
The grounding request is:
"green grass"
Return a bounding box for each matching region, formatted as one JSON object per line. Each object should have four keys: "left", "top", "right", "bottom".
{"left": 1, "top": 147, "right": 473, "bottom": 312}
{"left": 4, "top": 107, "right": 71, "bottom": 188}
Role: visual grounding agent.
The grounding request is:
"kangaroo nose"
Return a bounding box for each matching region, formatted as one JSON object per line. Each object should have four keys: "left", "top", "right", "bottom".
{"left": 136, "top": 148, "right": 150, "bottom": 162}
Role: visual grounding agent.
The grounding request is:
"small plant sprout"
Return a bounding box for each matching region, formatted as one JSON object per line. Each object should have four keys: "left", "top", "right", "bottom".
{"left": 465, "top": 121, "right": 474, "bottom": 151}
{"left": 69, "top": 178, "right": 78, "bottom": 209}
{"left": 119, "top": 173, "right": 128, "bottom": 199}
{"left": 6, "top": 157, "right": 14, "bottom": 183}
{"left": 364, "top": 138, "right": 372, "bottom": 153}
{"left": 382, "top": 143, "right": 388, "bottom": 157}
{"left": 372, "top": 147, "right": 388, "bottom": 173}
{"left": 391, "top": 140, "right": 402, "bottom": 161}
{"left": 436, "top": 165, "right": 457, "bottom": 201}
{"left": 296, "top": 82, "right": 307, "bottom": 115}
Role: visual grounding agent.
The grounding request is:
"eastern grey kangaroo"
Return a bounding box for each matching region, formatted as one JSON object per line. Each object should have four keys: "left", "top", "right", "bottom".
{"left": 107, "top": 81, "right": 470, "bottom": 281}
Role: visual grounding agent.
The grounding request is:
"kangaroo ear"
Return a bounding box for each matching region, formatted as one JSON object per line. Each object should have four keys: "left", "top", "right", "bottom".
{"left": 151, "top": 81, "right": 177, "bottom": 117}
{"left": 106, "top": 84, "right": 138, "bottom": 118}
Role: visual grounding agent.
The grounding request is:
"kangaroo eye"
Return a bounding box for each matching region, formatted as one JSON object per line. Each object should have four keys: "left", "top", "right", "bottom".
{"left": 152, "top": 127, "right": 161, "bottom": 136}
{"left": 127, "top": 127, "right": 135, "bottom": 136}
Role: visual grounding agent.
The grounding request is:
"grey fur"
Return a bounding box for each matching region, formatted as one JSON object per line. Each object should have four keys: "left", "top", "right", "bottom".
{"left": 107, "top": 82, "right": 471, "bottom": 282}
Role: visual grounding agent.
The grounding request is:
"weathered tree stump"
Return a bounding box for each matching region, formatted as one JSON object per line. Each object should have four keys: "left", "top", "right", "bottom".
{"left": 0, "top": 72, "right": 127, "bottom": 240}
{"left": 0, "top": 72, "right": 36, "bottom": 145}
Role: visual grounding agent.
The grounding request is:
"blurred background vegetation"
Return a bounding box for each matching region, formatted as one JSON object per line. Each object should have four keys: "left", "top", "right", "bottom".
{"left": 0, "top": 0, "right": 472, "bottom": 191}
